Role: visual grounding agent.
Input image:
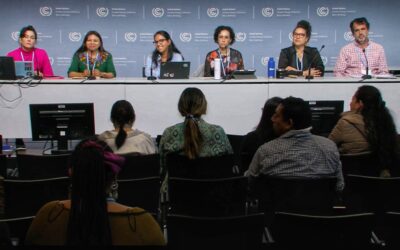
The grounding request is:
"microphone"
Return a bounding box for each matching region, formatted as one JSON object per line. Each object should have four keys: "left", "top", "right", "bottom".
{"left": 87, "top": 51, "right": 96, "bottom": 80}
{"left": 32, "top": 48, "right": 42, "bottom": 80}
{"left": 361, "top": 48, "right": 372, "bottom": 80}
{"left": 305, "top": 45, "right": 325, "bottom": 80}
{"left": 147, "top": 65, "right": 156, "bottom": 80}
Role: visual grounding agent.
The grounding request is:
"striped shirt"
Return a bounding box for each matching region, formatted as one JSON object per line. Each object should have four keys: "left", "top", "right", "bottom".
{"left": 245, "top": 129, "right": 344, "bottom": 191}
{"left": 334, "top": 41, "right": 389, "bottom": 77}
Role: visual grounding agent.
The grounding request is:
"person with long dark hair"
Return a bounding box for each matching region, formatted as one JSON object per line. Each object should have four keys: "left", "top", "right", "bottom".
{"left": 329, "top": 85, "right": 398, "bottom": 176}
{"left": 240, "top": 97, "right": 283, "bottom": 163}
{"left": 99, "top": 100, "right": 156, "bottom": 155}
{"left": 159, "top": 87, "right": 233, "bottom": 174}
{"left": 68, "top": 30, "right": 116, "bottom": 78}
{"left": 7, "top": 25, "right": 54, "bottom": 77}
{"left": 144, "top": 30, "right": 183, "bottom": 78}
{"left": 204, "top": 25, "right": 244, "bottom": 78}
{"left": 278, "top": 20, "right": 324, "bottom": 77}
{"left": 25, "top": 138, "right": 165, "bottom": 246}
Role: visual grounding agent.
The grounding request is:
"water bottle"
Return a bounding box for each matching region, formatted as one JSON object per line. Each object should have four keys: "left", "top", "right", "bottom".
{"left": 267, "top": 57, "right": 275, "bottom": 78}
{"left": 214, "top": 58, "right": 221, "bottom": 80}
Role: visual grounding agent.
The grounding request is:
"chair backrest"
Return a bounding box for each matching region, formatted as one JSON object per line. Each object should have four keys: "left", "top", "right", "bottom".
{"left": 227, "top": 134, "right": 245, "bottom": 173}
{"left": 168, "top": 176, "right": 248, "bottom": 216}
{"left": 384, "top": 211, "right": 400, "bottom": 248}
{"left": 167, "top": 213, "right": 265, "bottom": 250}
{"left": 254, "top": 177, "right": 337, "bottom": 225}
{"left": 16, "top": 153, "right": 71, "bottom": 179}
{"left": 117, "top": 176, "right": 160, "bottom": 214}
{"left": 119, "top": 154, "right": 160, "bottom": 179}
{"left": 0, "top": 155, "right": 7, "bottom": 178}
{"left": 0, "top": 216, "right": 34, "bottom": 246}
{"left": 3, "top": 177, "right": 70, "bottom": 218}
{"left": 344, "top": 174, "right": 400, "bottom": 213}
{"left": 271, "top": 211, "right": 374, "bottom": 249}
{"left": 167, "top": 154, "right": 237, "bottom": 179}
{"left": 340, "top": 152, "right": 380, "bottom": 177}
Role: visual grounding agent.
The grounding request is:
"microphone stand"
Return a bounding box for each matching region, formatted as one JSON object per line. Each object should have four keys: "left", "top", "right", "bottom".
{"left": 32, "top": 48, "right": 43, "bottom": 80}
{"left": 147, "top": 66, "right": 156, "bottom": 80}
{"left": 305, "top": 45, "right": 325, "bottom": 81}
{"left": 361, "top": 48, "right": 372, "bottom": 80}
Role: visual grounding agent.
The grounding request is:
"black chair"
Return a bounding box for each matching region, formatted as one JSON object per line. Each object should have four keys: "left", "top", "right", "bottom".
{"left": 384, "top": 211, "right": 400, "bottom": 248}
{"left": 0, "top": 155, "right": 7, "bottom": 178}
{"left": 271, "top": 211, "right": 375, "bottom": 249}
{"left": 3, "top": 177, "right": 70, "bottom": 218}
{"left": 16, "top": 153, "right": 71, "bottom": 179}
{"left": 252, "top": 177, "right": 337, "bottom": 226}
{"left": 119, "top": 154, "right": 160, "bottom": 179}
{"left": 227, "top": 134, "right": 245, "bottom": 172}
{"left": 167, "top": 213, "right": 265, "bottom": 250}
{"left": 340, "top": 152, "right": 380, "bottom": 177}
{"left": 167, "top": 154, "right": 238, "bottom": 179}
{"left": 117, "top": 176, "right": 160, "bottom": 215}
{"left": 0, "top": 216, "right": 34, "bottom": 246}
{"left": 168, "top": 176, "right": 248, "bottom": 216}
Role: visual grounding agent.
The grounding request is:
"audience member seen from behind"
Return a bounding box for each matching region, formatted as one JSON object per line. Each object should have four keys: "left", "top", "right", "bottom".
{"left": 7, "top": 25, "right": 54, "bottom": 77}
{"left": 68, "top": 31, "right": 116, "bottom": 79}
{"left": 145, "top": 30, "right": 184, "bottom": 78}
{"left": 159, "top": 87, "right": 233, "bottom": 176}
{"left": 278, "top": 20, "right": 324, "bottom": 77}
{"left": 98, "top": 100, "right": 156, "bottom": 155}
{"left": 245, "top": 97, "right": 344, "bottom": 191}
{"left": 240, "top": 97, "right": 283, "bottom": 163}
{"left": 204, "top": 25, "right": 244, "bottom": 78}
{"left": 334, "top": 17, "right": 389, "bottom": 77}
{"left": 25, "top": 138, "right": 165, "bottom": 246}
{"left": 329, "top": 85, "right": 398, "bottom": 177}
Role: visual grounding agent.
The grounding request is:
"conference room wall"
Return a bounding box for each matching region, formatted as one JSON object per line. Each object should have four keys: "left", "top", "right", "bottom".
{"left": 0, "top": 0, "right": 399, "bottom": 77}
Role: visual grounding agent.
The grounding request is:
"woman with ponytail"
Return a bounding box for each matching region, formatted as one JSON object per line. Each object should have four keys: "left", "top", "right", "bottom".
{"left": 329, "top": 85, "right": 398, "bottom": 176}
{"left": 159, "top": 87, "right": 233, "bottom": 175}
{"left": 99, "top": 100, "right": 156, "bottom": 155}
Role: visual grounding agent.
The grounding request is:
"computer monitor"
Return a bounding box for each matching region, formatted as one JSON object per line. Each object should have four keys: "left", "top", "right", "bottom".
{"left": 0, "top": 56, "right": 17, "bottom": 80}
{"left": 160, "top": 61, "right": 190, "bottom": 79}
{"left": 30, "top": 103, "right": 95, "bottom": 154}
{"left": 308, "top": 100, "right": 344, "bottom": 137}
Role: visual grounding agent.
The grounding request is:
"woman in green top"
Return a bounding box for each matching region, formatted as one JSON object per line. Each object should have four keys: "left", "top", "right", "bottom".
{"left": 68, "top": 30, "right": 116, "bottom": 78}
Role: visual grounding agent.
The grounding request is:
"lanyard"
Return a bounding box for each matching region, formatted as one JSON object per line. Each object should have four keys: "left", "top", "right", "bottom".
{"left": 218, "top": 48, "right": 230, "bottom": 77}
{"left": 295, "top": 54, "right": 303, "bottom": 71}
{"left": 20, "top": 51, "right": 35, "bottom": 68}
{"left": 86, "top": 52, "right": 99, "bottom": 73}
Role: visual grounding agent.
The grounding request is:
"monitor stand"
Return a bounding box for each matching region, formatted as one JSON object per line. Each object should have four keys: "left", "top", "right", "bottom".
{"left": 51, "top": 139, "right": 73, "bottom": 155}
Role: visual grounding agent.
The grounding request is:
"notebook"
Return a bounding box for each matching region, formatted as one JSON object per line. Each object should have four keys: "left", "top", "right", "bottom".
{"left": 15, "top": 61, "right": 34, "bottom": 78}
{"left": 0, "top": 56, "right": 17, "bottom": 80}
{"left": 160, "top": 61, "right": 190, "bottom": 79}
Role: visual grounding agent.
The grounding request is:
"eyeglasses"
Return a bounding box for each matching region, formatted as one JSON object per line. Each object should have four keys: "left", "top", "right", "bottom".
{"left": 153, "top": 38, "right": 167, "bottom": 45}
{"left": 23, "top": 35, "right": 36, "bottom": 40}
{"left": 293, "top": 33, "right": 306, "bottom": 38}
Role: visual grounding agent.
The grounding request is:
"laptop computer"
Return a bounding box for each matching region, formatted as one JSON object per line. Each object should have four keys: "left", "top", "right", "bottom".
{"left": 0, "top": 56, "right": 17, "bottom": 80}
{"left": 231, "top": 69, "right": 257, "bottom": 79}
{"left": 160, "top": 61, "right": 190, "bottom": 79}
{"left": 15, "top": 61, "right": 34, "bottom": 78}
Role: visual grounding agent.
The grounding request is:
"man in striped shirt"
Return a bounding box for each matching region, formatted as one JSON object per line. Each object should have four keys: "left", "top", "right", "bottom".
{"left": 334, "top": 17, "right": 389, "bottom": 77}
{"left": 245, "top": 97, "right": 344, "bottom": 191}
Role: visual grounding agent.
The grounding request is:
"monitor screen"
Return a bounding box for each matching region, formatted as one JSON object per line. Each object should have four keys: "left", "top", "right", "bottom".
{"left": 307, "top": 100, "right": 344, "bottom": 137}
{"left": 30, "top": 103, "right": 95, "bottom": 153}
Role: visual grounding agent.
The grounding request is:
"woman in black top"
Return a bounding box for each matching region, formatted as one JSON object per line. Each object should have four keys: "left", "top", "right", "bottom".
{"left": 278, "top": 20, "right": 324, "bottom": 77}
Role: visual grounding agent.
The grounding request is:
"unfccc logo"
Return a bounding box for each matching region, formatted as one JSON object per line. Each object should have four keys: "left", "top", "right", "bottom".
{"left": 261, "top": 8, "right": 274, "bottom": 17}
{"left": 344, "top": 31, "right": 354, "bottom": 41}
{"left": 207, "top": 8, "right": 219, "bottom": 18}
{"left": 152, "top": 8, "right": 165, "bottom": 18}
{"left": 236, "top": 32, "right": 246, "bottom": 42}
{"left": 261, "top": 57, "right": 269, "bottom": 66}
{"left": 124, "top": 32, "right": 137, "bottom": 42}
{"left": 317, "top": 7, "right": 329, "bottom": 17}
{"left": 180, "top": 32, "right": 192, "bottom": 42}
{"left": 39, "top": 6, "right": 52, "bottom": 16}
{"left": 288, "top": 32, "right": 293, "bottom": 41}
{"left": 11, "top": 31, "right": 20, "bottom": 41}
{"left": 96, "top": 7, "right": 109, "bottom": 17}
{"left": 321, "top": 56, "right": 328, "bottom": 65}
{"left": 49, "top": 57, "right": 54, "bottom": 66}
{"left": 69, "top": 32, "right": 82, "bottom": 42}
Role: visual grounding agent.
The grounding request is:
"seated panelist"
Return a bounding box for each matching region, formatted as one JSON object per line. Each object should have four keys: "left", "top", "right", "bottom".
{"left": 204, "top": 25, "right": 244, "bottom": 78}
{"left": 68, "top": 30, "right": 116, "bottom": 78}
{"left": 278, "top": 20, "right": 324, "bottom": 77}
{"left": 7, "top": 25, "right": 54, "bottom": 77}
{"left": 144, "top": 30, "right": 184, "bottom": 78}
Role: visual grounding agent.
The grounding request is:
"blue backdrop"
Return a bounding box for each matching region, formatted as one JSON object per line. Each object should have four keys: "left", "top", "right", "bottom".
{"left": 1, "top": 0, "right": 399, "bottom": 77}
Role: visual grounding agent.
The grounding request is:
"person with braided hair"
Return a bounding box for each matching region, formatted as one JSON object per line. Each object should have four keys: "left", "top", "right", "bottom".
{"left": 99, "top": 100, "right": 156, "bottom": 155}
{"left": 25, "top": 138, "right": 165, "bottom": 246}
{"left": 329, "top": 85, "right": 398, "bottom": 177}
